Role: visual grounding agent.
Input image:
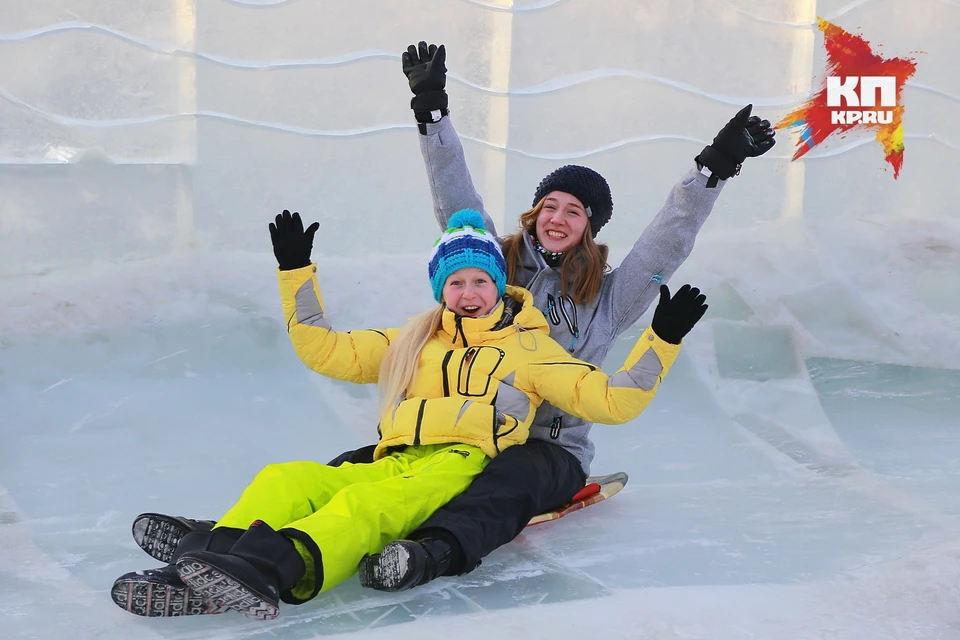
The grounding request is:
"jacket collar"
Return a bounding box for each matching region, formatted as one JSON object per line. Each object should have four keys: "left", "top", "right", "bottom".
{"left": 521, "top": 230, "right": 550, "bottom": 272}
{"left": 440, "top": 285, "right": 549, "bottom": 347}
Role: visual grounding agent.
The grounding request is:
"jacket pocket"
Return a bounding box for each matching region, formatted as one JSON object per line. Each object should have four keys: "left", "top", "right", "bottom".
{"left": 453, "top": 346, "right": 505, "bottom": 397}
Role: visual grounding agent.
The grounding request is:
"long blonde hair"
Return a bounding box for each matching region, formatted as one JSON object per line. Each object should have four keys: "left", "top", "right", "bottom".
{"left": 500, "top": 199, "right": 610, "bottom": 305}
{"left": 377, "top": 304, "right": 445, "bottom": 419}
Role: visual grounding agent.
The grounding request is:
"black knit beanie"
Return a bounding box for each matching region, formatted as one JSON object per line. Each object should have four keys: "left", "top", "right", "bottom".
{"left": 531, "top": 165, "right": 613, "bottom": 237}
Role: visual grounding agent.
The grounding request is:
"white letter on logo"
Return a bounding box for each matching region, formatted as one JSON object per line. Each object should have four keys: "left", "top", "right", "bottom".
{"left": 827, "top": 76, "right": 860, "bottom": 107}
{"left": 846, "top": 111, "right": 863, "bottom": 124}
{"left": 859, "top": 77, "right": 896, "bottom": 107}
{"left": 831, "top": 111, "right": 847, "bottom": 124}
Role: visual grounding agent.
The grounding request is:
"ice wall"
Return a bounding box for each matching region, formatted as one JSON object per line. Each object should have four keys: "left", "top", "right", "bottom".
{"left": 3, "top": 0, "right": 958, "bottom": 424}
{"left": 0, "top": 0, "right": 956, "bottom": 273}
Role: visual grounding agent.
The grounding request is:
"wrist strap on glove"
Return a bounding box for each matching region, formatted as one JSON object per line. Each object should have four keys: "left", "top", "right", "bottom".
{"left": 412, "top": 90, "right": 449, "bottom": 132}
{"left": 696, "top": 146, "right": 741, "bottom": 187}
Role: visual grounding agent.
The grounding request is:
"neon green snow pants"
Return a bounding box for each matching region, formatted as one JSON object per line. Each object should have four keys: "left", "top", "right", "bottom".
{"left": 215, "top": 443, "right": 488, "bottom": 601}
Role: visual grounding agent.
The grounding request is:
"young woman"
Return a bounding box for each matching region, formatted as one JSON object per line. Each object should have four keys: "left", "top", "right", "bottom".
{"left": 350, "top": 42, "right": 776, "bottom": 591}
{"left": 125, "top": 40, "right": 774, "bottom": 595}
{"left": 111, "top": 209, "right": 707, "bottom": 619}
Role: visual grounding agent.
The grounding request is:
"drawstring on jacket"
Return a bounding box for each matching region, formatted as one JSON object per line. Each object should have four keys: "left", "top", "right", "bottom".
{"left": 515, "top": 324, "right": 538, "bottom": 351}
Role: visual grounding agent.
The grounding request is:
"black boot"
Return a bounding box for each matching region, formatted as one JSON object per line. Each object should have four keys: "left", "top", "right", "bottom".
{"left": 358, "top": 536, "right": 457, "bottom": 592}
{"left": 132, "top": 512, "right": 216, "bottom": 563}
{"left": 177, "top": 520, "right": 306, "bottom": 621}
{"left": 111, "top": 527, "right": 242, "bottom": 617}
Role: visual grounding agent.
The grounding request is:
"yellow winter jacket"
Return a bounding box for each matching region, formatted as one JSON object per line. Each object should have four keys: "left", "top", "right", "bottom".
{"left": 279, "top": 265, "right": 682, "bottom": 460}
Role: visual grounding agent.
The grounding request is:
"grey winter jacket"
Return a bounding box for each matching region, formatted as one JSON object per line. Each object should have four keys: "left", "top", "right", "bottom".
{"left": 420, "top": 117, "right": 725, "bottom": 475}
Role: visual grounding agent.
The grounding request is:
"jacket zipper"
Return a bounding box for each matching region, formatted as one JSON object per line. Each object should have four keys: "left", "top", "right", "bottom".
{"left": 494, "top": 416, "right": 519, "bottom": 454}
{"left": 611, "top": 270, "right": 664, "bottom": 335}
{"left": 412, "top": 399, "right": 427, "bottom": 447}
{"left": 549, "top": 416, "right": 562, "bottom": 439}
{"left": 440, "top": 351, "right": 453, "bottom": 397}
{"left": 533, "top": 361, "right": 597, "bottom": 371}
{"left": 452, "top": 315, "right": 468, "bottom": 348}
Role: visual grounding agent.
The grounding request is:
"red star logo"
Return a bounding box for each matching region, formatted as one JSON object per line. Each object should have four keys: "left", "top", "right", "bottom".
{"left": 777, "top": 18, "right": 918, "bottom": 178}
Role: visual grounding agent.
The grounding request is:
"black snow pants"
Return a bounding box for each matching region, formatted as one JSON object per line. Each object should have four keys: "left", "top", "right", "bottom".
{"left": 328, "top": 439, "right": 586, "bottom": 573}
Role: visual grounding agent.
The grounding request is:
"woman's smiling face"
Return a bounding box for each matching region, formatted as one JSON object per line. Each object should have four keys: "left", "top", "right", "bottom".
{"left": 535, "top": 191, "right": 589, "bottom": 253}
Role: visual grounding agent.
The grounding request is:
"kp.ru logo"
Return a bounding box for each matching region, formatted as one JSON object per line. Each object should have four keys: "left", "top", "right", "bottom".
{"left": 777, "top": 19, "right": 918, "bottom": 178}
{"left": 826, "top": 76, "right": 895, "bottom": 125}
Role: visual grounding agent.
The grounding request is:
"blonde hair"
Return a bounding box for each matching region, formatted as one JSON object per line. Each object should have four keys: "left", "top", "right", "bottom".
{"left": 378, "top": 304, "right": 445, "bottom": 419}
{"left": 500, "top": 198, "right": 610, "bottom": 305}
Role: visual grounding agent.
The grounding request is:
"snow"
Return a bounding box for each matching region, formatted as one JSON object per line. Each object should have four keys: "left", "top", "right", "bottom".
{"left": 3, "top": 213, "right": 960, "bottom": 638}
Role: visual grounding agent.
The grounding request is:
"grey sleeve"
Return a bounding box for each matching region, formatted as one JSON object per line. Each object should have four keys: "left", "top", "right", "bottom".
{"left": 600, "top": 165, "right": 727, "bottom": 336}
{"left": 419, "top": 117, "right": 499, "bottom": 236}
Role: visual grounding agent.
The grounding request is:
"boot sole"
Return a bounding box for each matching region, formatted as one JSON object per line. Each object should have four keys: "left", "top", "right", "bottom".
{"left": 358, "top": 543, "right": 414, "bottom": 592}
{"left": 111, "top": 573, "right": 226, "bottom": 617}
{"left": 177, "top": 557, "right": 280, "bottom": 620}
{"left": 132, "top": 513, "right": 213, "bottom": 563}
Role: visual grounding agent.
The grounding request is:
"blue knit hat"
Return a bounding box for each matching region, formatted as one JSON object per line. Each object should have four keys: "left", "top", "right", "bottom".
{"left": 428, "top": 209, "right": 507, "bottom": 303}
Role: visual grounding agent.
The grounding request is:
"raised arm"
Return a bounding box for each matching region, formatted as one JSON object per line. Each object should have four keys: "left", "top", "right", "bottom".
{"left": 270, "top": 210, "right": 397, "bottom": 384}
{"left": 527, "top": 285, "right": 707, "bottom": 424}
{"left": 600, "top": 105, "right": 776, "bottom": 336}
{"left": 278, "top": 266, "right": 396, "bottom": 384}
{"left": 401, "top": 41, "right": 498, "bottom": 235}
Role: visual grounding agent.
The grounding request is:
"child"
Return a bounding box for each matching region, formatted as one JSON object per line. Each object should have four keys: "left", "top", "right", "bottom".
{"left": 111, "top": 209, "right": 706, "bottom": 619}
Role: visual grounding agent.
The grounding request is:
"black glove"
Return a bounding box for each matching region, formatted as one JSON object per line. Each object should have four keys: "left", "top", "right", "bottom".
{"left": 696, "top": 104, "right": 776, "bottom": 183}
{"left": 650, "top": 284, "right": 708, "bottom": 345}
{"left": 401, "top": 41, "right": 448, "bottom": 124}
{"left": 268, "top": 210, "right": 319, "bottom": 271}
